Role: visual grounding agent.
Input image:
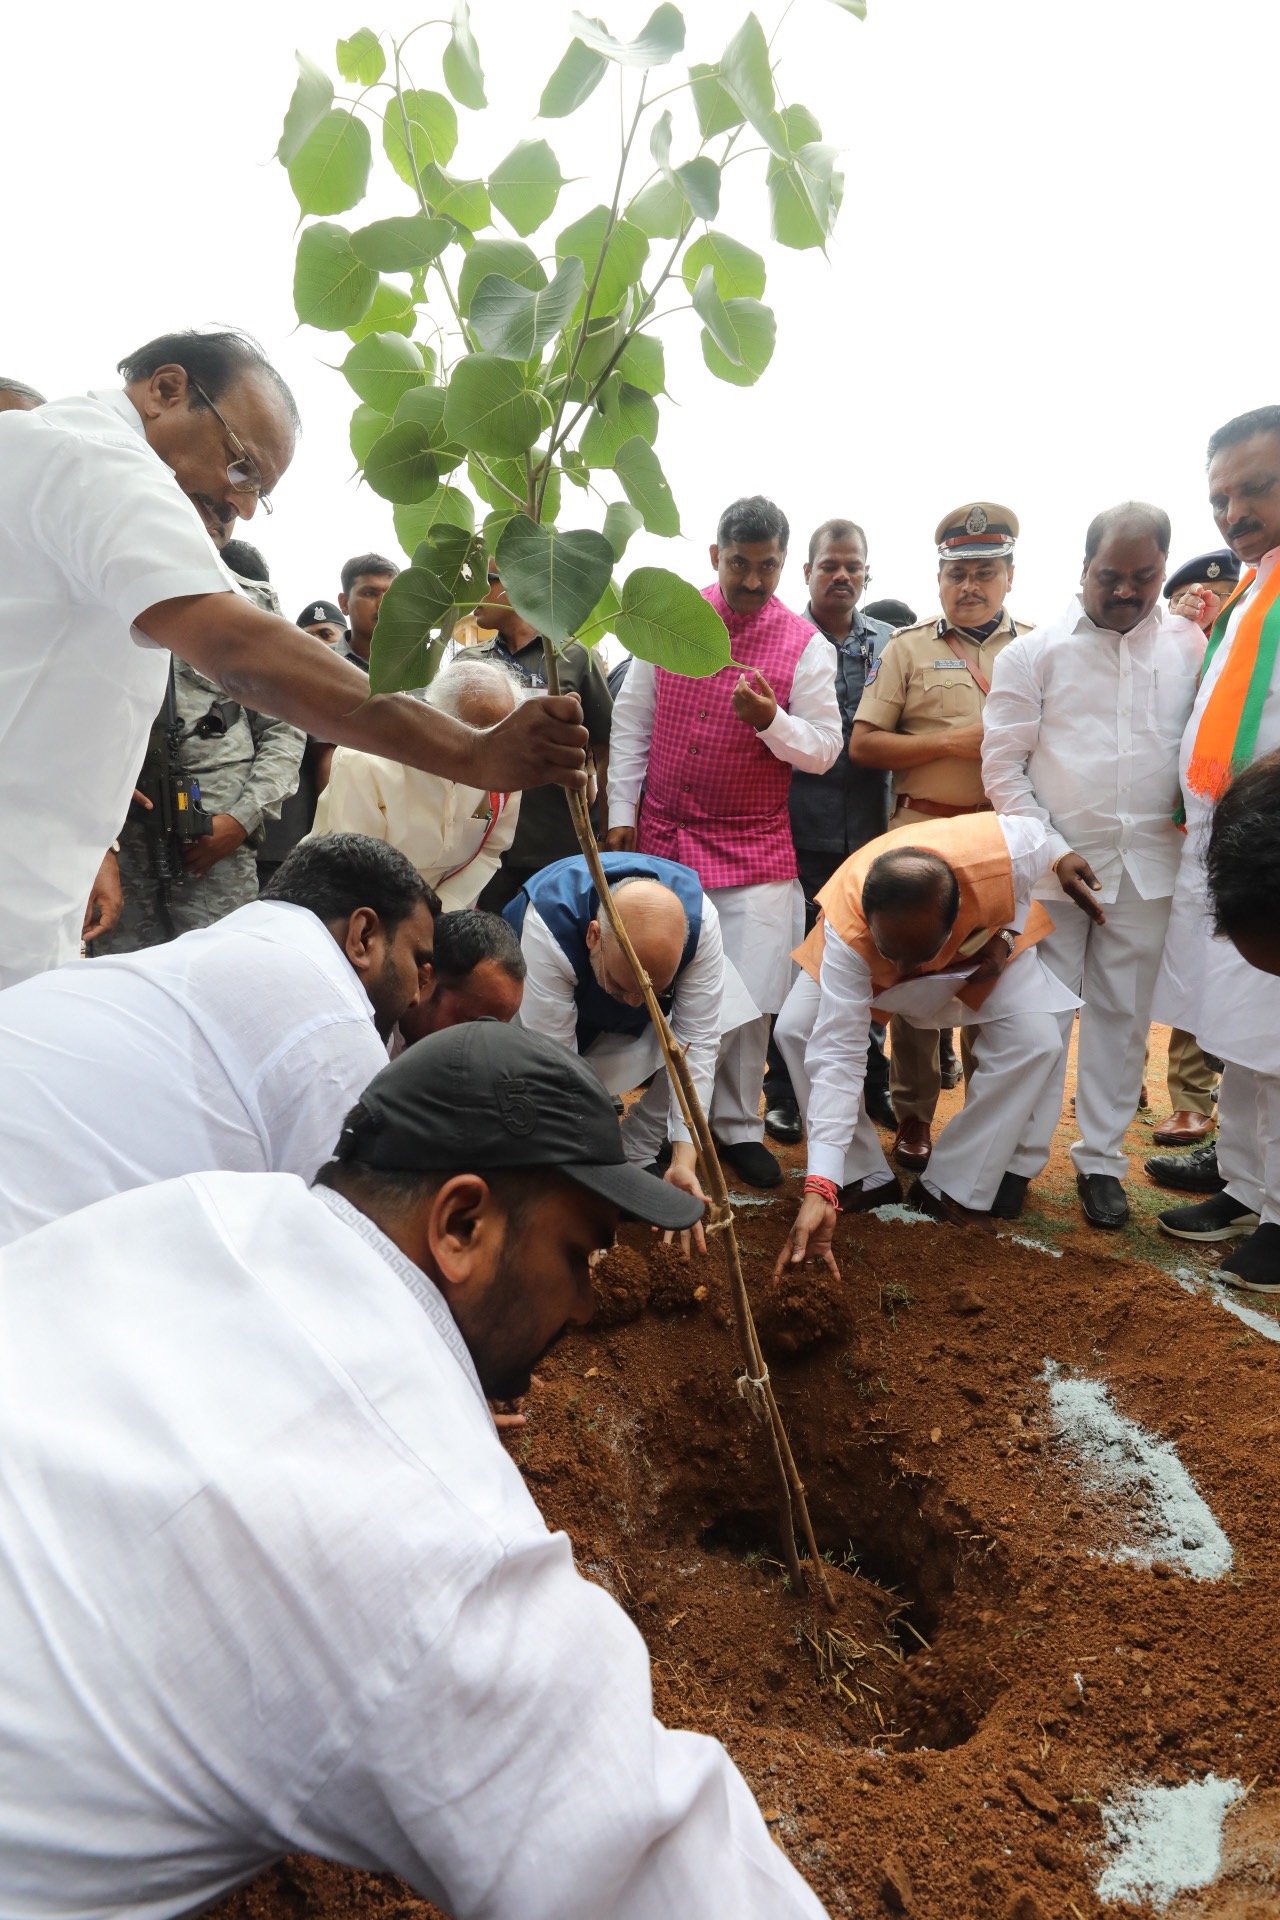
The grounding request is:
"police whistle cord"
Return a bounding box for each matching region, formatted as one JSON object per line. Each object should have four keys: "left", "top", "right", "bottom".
{"left": 544, "top": 645, "right": 834, "bottom": 1610}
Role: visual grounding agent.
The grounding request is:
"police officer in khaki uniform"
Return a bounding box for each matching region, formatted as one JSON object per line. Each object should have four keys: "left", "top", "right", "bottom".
{"left": 849, "top": 503, "right": 1030, "bottom": 1171}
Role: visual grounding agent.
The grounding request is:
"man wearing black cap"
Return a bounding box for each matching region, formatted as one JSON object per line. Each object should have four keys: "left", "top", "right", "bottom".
{"left": 1145, "top": 549, "right": 1242, "bottom": 1170}
{"left": 0, "top": 1025, "right": 825, "bottom": 1918}
{"left": 849, "top": 503, "right": 1031, "bottom": 1172}
{"left": 297, "top": 598, "right": 347, "bottom": 649}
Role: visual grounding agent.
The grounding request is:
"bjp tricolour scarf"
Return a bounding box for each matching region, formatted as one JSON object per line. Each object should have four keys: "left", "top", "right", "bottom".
{"left": 1184, "top": 563, "right": 1280, "bottom": 804}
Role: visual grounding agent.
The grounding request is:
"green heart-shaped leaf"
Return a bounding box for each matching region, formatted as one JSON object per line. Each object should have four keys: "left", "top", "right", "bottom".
{"left": 368, "top": 566, "right": 457, "bottom": 694}
{"left": 442, "top": 1, "right": 487, "bottom": 109}
{"left": 567, "top": 4, "right": 685, "bottom": 67}
{"left": 277, "top": 52, "right": 333, "bottom": 165}
{"left": 287, "top": 109, "right": 371, "bottom": 216}
{"left": 469, "top": 258, "right": 585, "bottom": 357}
{"left": 614, "top": 568, "right": 732, "bottom": 677}
{"left": 495, "top": 517, "right": 614, "bottom": 646}
{"left": 489, "top": 139, "right": 566, "bottom": 236}
{"left": 444, "top": 355, "right": 551, "bottom": 457}
{"left": 394, "top": 486, "right": 475, "bottom": 558}
{"left": 363, "top": 421, "right": 441, "bottom": 503}
{"left": 351, "top": 214, "right": 453, "bottom": 272}
{"left": 294, "top": 222, "right": 378, "bottom": 331}
{"left": 342, "top": 332, "right": 427, "bottom": 414}
{"left": 539, "top": 37, "right": 608, "bottom": 117}
{"left": 681, "top": 230, "right": 766, "bottom": 301}
{"left": 614, "top": 437, "right": 679, "bottom": 536}
{"left": 336, "top": 28, "right": 384, "bottom": 85}
{"left": 382, "top": 89, "right": 458, "bottom": 184}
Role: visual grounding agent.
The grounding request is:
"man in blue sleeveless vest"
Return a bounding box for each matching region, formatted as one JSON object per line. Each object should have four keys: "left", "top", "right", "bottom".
{"left": 505, "top": 854, "right": 749, "bottom": 1233}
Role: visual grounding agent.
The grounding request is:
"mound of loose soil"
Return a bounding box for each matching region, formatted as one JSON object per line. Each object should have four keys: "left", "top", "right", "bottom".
{"left": 211, "top": 1197, "right": 1280, "bottom": 1919}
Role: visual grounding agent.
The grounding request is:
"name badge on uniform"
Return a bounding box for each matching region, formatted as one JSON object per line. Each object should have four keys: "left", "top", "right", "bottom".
{"left": 932, "top": 658, "right": 964, "bottom": 670}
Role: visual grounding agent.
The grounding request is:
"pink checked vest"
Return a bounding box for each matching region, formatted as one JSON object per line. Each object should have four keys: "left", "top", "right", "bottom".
{"left": 638, "top": 585, "right": 815, "bottom": 888}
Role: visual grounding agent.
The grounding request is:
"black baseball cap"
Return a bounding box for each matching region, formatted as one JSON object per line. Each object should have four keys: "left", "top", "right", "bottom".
{"left": 297, "top": 599, "right": 345, "bottom": 628}
{"left": 333, "top": 1020, "right": 704, "bottom": 1231}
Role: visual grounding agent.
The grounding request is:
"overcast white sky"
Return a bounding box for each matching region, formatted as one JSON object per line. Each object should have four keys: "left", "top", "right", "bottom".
{"left": 5, "top": 0, "right": 1273, "bottom": 640}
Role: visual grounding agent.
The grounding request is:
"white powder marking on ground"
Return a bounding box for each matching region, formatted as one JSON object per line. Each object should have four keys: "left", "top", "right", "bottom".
{"left": 1041, "top": 1361, "right": 1232, "bottom": 1580}
{"left": 727, "top": 1192, "right": 776, "bottom": 1207}
{"left": 1175, "top": 1266, "right": 1280, "bottom": 1344}
{"left": 1095, "top": 1774, "right": 1244, "bottom": 1909}
{"left": 869, "top": 1202, "right": 937, "bottom": 1226}
{"left": 1005, "top": 1232, "right": 1062, "bottom": 1258}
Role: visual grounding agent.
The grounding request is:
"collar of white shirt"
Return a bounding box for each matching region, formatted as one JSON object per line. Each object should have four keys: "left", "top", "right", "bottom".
{"left": 86, "top": 387, "right": 149, "bottom": 440}
{"left": 312, "top": 1184, "right": 491, "bottom": 1414}
{"left": 1067, "top": 595, "right": 1163, "bottom": 643}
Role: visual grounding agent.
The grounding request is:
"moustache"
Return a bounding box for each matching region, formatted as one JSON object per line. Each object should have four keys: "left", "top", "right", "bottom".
{"left": 1228, "top": 520, "right": 1262, "bottom": 541}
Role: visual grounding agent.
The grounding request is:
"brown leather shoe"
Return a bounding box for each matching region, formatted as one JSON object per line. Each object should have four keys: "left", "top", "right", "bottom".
{"left": 903, "top": 1178, "right": 998, "bottom": 1235}
{"left": 1151, "top": 1109, "right": 1216, "bottom": 1147}
{"left": 892, "top": 1117, "right": 932, "bottom": 1171}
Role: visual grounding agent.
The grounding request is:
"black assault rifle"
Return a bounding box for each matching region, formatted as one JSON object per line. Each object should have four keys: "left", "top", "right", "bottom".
{"left": 132, "top": 660, "right": 214, "bottom": 935}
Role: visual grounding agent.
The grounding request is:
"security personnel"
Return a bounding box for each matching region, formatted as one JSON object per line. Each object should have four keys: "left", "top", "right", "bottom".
{"left": 1146, "top": 549, "right": 1242, "bottom": 1173}
{"left": 849, "top": 503, "right": 1031, "bottom": 1171}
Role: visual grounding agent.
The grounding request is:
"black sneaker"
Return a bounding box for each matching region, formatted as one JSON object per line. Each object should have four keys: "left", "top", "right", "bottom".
{"left": 1077, "top": 1172, "right": 1129, "bottom": 1229}
{"left": 1218, "top": 1224, "right": 1280, "bottom": 1293}
{"left": 1157, "top": 1192, "right": 1261, "bottom": 1242}
{"left": 864, "top": 1086, "right": 897, "bottom": 1130}
{"left": 1144, "top": 1141, "right": 1225, "bottom": 1193}
{"left": 990, "top": 1172, "right": 1029, "bottom": 1220}
{"left": 713, "top": 1136, "right": 783, "bottom": 1189}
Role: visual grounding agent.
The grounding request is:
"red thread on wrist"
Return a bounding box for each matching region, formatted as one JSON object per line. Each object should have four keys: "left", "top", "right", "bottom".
{"left": 803, "top": 1175, "right": 842, "bottom": 1212}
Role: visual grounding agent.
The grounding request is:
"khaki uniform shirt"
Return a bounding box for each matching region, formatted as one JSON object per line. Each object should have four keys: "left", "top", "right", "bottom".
{"left": 853, "top": 609, "right": 1030, "bottom": 811}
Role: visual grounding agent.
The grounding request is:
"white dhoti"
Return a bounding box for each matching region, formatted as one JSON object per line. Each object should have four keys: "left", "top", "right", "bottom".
{"left": 706, "top": 880, "right": 803, "bottom": 1144}
{"left": 1022, "top": 871, "right": 1173, "bottom": 1179}
{"left": 1217, "top": 1064, "right": 1280, "bottom": 1228}
{"left": 778, "top": 949, "right": 1079, "bottom": 1210}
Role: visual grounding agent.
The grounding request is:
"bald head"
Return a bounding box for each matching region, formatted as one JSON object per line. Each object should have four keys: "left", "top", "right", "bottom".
{"left": 863, "top": 848, "right": 960, "bottom": 967}
{"left": 0, "top": 380, "right": 43, "bottom": 413}
{"left": 587, "top": 879, "right": 688, "bottom": 1007}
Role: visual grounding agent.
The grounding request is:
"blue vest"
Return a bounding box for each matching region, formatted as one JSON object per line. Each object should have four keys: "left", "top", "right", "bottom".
{"left": 504, "top": 854, "right": 703, "bottom": 1051}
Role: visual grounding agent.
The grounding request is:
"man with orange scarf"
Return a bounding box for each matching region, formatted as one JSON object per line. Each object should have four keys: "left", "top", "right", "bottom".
{"left": 1153, "top": 407, "right": 1280, "bottom": 1292}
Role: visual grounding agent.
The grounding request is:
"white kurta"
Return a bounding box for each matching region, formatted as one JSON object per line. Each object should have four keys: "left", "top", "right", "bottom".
{"left": 776, "top": 814, "right": 1079, "bottom": 1206}
{"left": 982, "top": 598, "right": 1201, "bottom": 1176}
{"left": 0, "top": 390, "right": 235, "bottom": 986}
{"left": 0, "top": 1171, "right": 827, "bottom": 1920}
{"left": 516, "top": 894, "right": 752, "bottom": 1145}
{"left": 0, "top": 900, "right": 385, "bottom": 1246}
{"left": 312, "top": 750, "right": 520, "bottom": 911}
{"left": 1153, "top": 546, "right": 1280, "bottom": 1076}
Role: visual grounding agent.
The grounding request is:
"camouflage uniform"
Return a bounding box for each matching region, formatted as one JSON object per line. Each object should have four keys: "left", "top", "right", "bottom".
{"left": 96, "top": 577, "right": 305, "bottom": 953}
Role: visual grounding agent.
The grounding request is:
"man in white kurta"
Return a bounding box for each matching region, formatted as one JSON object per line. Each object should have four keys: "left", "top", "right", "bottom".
{"left": 1153, "top": 411, "right": 1280, "bottom": 1288}
{"left": 605, "top": 500, "right": 840, "bottom": 1189}
{"left": 0, "top": 1023, "right": 822, "bottom": 1920}
{"left": 0, "top": 837, "right": 436, "bottom": 1246}
{"left": 982, "top": 505, "right": 1202, "bottom": 1228}
{"left": 311, "top": 657, "right": 523, "bottom": 911}
{"left": 775, "top": 813, "right": 1078, "bottom": 1247}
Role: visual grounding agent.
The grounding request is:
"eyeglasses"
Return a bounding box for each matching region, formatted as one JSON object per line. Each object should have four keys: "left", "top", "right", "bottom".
{"left": 189, "top": 377, "right": 273, "bottom": 515}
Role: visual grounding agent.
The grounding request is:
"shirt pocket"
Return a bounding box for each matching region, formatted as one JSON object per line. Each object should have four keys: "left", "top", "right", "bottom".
{"left": 918, "top": 667, "right": 975, "bottom": 719}
{"left": 1144, "top": 666, "right": 1193, "bottom": 748}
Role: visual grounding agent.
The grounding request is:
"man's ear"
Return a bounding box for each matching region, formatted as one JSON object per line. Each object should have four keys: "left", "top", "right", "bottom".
{"left": 338, "top": 590, "right": 350, "bottom": 617}
{"left": 585, "top": 918, "right": 602, "bottom": 954}
{"left": 426, "top": 1173, "right": 502, "bottom": 1291}
{"left": 802, "top": 558, "right": 813, "bottom": 585}
{"left": 709, "top": 543, "right": 720, "bottom": 571}
{"left": 1005, "top": 561, "right": 1016, "bottom": 592}
{"left": 342, "top": 906, "right": 383, "bottom": 977}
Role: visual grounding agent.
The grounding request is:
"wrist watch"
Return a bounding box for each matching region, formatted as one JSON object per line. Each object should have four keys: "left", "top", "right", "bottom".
{"left": 996, "top": 928, "right": 1017, "bottom": 957}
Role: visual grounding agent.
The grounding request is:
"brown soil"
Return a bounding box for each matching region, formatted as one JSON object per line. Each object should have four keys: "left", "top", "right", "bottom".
{"left": 211, "top": 1131, "right": 1280, "bottom": 1919}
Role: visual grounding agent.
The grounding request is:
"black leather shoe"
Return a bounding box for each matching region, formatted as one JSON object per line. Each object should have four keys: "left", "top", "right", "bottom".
{"left": 989, "top": 1172, "right": 1028, "bottom": 1220}
{"left": 864, "top": 1086, "right": 897, "bottom": 1130}
{"left": 841, "top": 1175, "right": 903, "bottom": 1212}
{"left": 763, "top": 1100, "right": 803, "bottom": 1145}
{"left": 713, "top": 1136, "right": 783, "bottom": 1189}
{"left": 1219, "top": 1223, "right": 1280, "bottom": 1294}
{"left": 903, "top": 1178, "right": 997, "bottom": 1234}
{"left": 1077, "top": 1172, "right": 1129, "bottom": 1229}
{"left": 1144, "top": 1141, "right": 1224, "bottom": 1193}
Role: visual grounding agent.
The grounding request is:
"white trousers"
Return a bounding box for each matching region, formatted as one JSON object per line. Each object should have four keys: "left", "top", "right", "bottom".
{"left": 1024, "top": 872, "right": 1172, "bottom": 1180}
{"left": 776, "top": 970, "right": 1065, "bottom": 1211}
{"left": 707, "top": 880, "right": 803, "bottom": 1145}
{"left": 1217, "top": 1062, "right": 1280, "bottom": 1227}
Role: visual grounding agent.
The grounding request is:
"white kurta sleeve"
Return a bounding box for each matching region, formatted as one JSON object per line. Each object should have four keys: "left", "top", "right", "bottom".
{"left": 981, "top": 642, "right": 1071, "bottom": 869}
{"left": 757, "top": 632, "right": 841, "bottom": 773}
{"left": 452, "top": 793, "right": 520, "bottom": 909}
{"left": 666, "top": 897, "right": 726, "bottom": 1143}
{"left": 803, "top": 924, "right": 875, "bottom": 1187}
{"left": 298, "top": 1523, "right": 829, "bottom": 1920}
{"left": 606, "top": 660, "right": 657, "bottom": 829}
{"left": 516, "top": 906, "right": 582, "bottom": 1055}
{"left": 996, "top": 812, "right": 1057, "bottom": 923}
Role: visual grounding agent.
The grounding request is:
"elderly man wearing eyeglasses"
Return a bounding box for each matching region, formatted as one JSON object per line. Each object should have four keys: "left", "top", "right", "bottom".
{"left": 0, "top": 330, "right": 590, "bottom": 988}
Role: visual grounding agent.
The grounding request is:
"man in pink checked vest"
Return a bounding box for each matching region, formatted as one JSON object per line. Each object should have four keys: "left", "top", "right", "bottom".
{"left": 605, "top": 496, "right": 841, "bottom": 1187}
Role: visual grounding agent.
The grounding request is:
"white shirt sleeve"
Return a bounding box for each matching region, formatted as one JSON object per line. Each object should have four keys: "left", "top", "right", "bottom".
{"left": 758, "top": 632, "right": 842, "bottom": 773}
{"left": 803, "top": 925, "right": 874, "bottom": 1186}
{"left": 606, "top": 660, "right": 656, "bottom": 830}
{"left": 27, "top": 413, "right": 235, "bottom": 632}
{"left": 516, "top": 907, "right": 582, "bottom": 1054}
{"left": 980, "top": 639, "right": 1071, "bottom": 868}
{"left": 297, "top": 1523, "right": 828, "bottom": 1920}
{"left": 666, "top": 898, "right": 726, "bottom": 1143}
{"left": 996, "top": 812, "right": 1057, "bottom": 923}
{"left": 258, "top": 1017, "right": 390, "bottom": 1180}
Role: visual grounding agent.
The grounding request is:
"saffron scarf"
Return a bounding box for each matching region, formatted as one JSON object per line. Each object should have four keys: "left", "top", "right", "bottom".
{"left": 1184, "top": 563, "right": 1280, "bottom": 804}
